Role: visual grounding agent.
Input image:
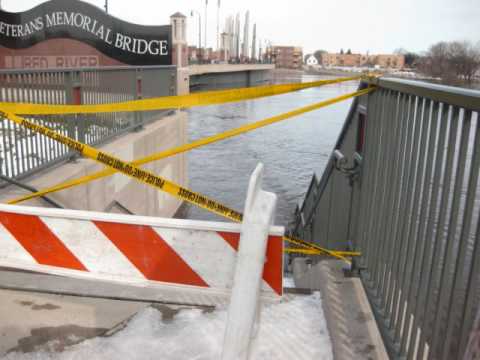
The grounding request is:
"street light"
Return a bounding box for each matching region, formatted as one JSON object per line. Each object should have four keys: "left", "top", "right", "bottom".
{"left": 191, "top": 10, "right": 202, "bottom": 62}
{"left": 104, "top": 0, "right": 108, "bottom": 13}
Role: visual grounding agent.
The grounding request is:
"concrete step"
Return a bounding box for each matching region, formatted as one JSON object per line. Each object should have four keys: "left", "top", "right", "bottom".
{"left": 292, "top": 258, "right": 389, "bottom": 360}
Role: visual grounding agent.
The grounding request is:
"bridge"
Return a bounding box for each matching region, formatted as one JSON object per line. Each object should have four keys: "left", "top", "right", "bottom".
{"left": 189, "top": 64, "right": 274, "bottom": 90}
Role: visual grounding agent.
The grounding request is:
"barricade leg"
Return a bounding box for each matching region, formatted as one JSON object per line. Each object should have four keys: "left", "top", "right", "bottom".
{"left": 221, "top": 163, "right": 278, "bottom": 360}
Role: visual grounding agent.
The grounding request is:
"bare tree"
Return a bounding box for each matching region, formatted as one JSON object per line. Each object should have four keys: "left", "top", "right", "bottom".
{"left": 418, "top": 41, "right": 480, "bottom": 84}
{"left": 313, "top": 49, "right": 327, "bottom": 64}
{"left": 453, "top": 41, "right": 480, "bottom": 83}
{"left": 421, "top": 42, "right": 451, "bottom": 78}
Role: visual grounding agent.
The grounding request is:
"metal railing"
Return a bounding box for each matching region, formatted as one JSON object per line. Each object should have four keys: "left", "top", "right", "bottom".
{"left": 0, "top": 66, "right": 176, "bottom": 182}
{"left": 289, "top": 82, "right": 368, "bottom": 250}
{"left": 289, "top": 78, "right": 480, "bottom": 359}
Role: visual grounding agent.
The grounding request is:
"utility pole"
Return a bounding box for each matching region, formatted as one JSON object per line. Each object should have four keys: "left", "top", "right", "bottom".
{"left": 104, "top": 0, "right": 108, "bottom": 13}
{"left": 191, "top": 10, "right": 202, "bottom": 62}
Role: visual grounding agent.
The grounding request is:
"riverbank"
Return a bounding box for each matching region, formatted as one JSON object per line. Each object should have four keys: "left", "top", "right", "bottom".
{"left": 277, "top": 66, "right": 480, "bottom": 89}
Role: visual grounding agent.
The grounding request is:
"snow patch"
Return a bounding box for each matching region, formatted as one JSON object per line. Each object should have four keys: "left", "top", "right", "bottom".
{"left": 282, "top": 275, "right": 295, "bottom": 288}
{"left": 3, "top": 293, "right": 332, "bottom": 360}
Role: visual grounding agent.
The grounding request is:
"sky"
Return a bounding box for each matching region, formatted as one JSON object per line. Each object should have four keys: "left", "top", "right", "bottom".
{"left": 2, "top": 0, "right": 479, "bottom": 55}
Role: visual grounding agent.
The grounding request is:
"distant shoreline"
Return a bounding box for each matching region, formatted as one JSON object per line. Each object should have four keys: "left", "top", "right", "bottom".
{"left": 272, "top": 67, "right": 480, "bottom": 89}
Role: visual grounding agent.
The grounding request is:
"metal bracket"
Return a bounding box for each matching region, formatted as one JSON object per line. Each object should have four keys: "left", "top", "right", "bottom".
{"left": 333, "top": 150, "right": 363, "bottom": 185}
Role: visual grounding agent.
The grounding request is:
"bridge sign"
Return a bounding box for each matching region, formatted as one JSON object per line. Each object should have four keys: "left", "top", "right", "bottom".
{"left": 0, "top": 0, "right": 172, "bottom": 69}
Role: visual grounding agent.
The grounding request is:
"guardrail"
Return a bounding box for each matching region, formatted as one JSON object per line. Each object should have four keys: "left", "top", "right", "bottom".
{"left": 0, "top": 66, "right": 176, "bottom": 183}
{"left": 289, "top": 78, "right": 480, "bottom": 359}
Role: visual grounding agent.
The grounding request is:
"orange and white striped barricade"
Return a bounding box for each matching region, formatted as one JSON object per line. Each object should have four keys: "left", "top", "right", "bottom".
{"left": 0, "top": 176, "right": 283, "bottom": 307}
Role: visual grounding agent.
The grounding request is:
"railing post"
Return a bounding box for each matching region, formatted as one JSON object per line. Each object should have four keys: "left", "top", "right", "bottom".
{"left": 222, "top": 163, "right": 278, "bottom": 360}
{"left": 134, "top": 69, "right": 144, "bottom": 130}
{"left": 65, "top": 71, "right": 84, "bottom": 159}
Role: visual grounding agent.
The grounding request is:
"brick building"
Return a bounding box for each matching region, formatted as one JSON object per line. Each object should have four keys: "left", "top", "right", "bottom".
{"left": 321, "top": 52, "right": 405, "bottom": 69}
{"left": 271, "top": 46, "right": 303, "bottom": 69}
{"left": 373, "top": 54, "right": 405, "bottom": 69}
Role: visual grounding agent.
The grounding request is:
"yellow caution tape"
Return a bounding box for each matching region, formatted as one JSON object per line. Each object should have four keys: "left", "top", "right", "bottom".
{"left": 8, "top": 87, "right": 375, "bottom": 206}
{"left": 1, "top": 110, "right": 355, "bottom": 264}
{"left": 1, "top": 83, "right": 374, "bottom": 264}
{"left": 284, "top": 248, "right": 323, "bottom": 255}
{"left": 1, "top": 111, "right": 243, "bottom": 222}
{"left": 284, "top": 248, "right": 361, "bottom": 257}
{"left": 0, "top": 76, "right": 362, "bottom": 115}
{"left": 282, "top": 235, "right": 361, "bottom": 261}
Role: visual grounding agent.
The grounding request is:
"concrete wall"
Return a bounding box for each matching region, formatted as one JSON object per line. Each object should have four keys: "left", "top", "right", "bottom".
{"left": 0, "top": 65, "right": 190, "bottom": 218}
{"left": 190, "top": 65, "right": 273, "bottom": 91}
{"left": 0, "top": 111, "right": 188, "bottom": 218}
{"left": 189, "top": 64, "right": 274, "bottom": 76}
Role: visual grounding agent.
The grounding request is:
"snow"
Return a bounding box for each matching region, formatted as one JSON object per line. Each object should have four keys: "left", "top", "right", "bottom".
{"left": 3, "top": 293, "right": 332, "bottom": 360}
{"left": 282, "top": 275, "right": 295, "bottom": 288}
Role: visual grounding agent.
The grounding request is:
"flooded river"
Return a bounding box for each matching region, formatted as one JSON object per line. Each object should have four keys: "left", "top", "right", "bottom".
{"left": 184, "top": 75, "right": 359, "bottom": 226}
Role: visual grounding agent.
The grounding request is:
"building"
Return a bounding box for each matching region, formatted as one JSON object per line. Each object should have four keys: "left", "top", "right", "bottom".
{"left": 251, "top": 23, "right": 257, "bottom": 61}
{"left": 321, "top": 53, "right": 362, "bottom": 67}
{"left": 235, "top": 13, "right": 241, "bottom": 59}
{"left": 242, "top": 11, "right": 250, "bottom": 59}
{"left": 321, "top": 52, "right": 405, "bottom": 69}
{"left": 373, "top": 54, "right": 405, "bottom": 69}
{"left": 170, "top": 12, "right": 188, "bottom": 67}
{"left": 271, "top": 46, "right": 303, "bottom": 69}
{"left": 306, "top": 55, "right": 318, "bottom": 66}
{"left": 220, "top": 32, "right": 230, "bottom": 62}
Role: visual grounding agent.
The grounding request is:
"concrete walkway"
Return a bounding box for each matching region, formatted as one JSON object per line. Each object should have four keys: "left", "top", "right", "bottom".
{"left": 0, "top": 287, "right": 146, "bottom": 355}
{"left": 0, "top": 271, "right": 332, "bottom": 359}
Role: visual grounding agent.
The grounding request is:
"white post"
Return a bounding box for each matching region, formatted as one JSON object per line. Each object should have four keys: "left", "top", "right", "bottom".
{"left": 221, "top": 163, "right": 278, "bottom": 360}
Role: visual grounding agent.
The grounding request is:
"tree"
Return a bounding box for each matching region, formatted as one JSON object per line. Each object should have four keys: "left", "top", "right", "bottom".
{"left": 313, "top": 49, "right": 327, "bottom": 64}
{"left": 346, "top": 48, "right": 352, "bottom": 55}
{"left": 447, "top": 41, "right": 480, "bottom": 83}
{"left": 404, "top": 52, "right": 420, "bottom": 67}
{"left": 419, "top": 41, "right": 452, "bottom": 79}
{"left": 340, "top": 48, "right": 344, "bottom": 55}
{"left": 418, "top": 40, "right": 480, "bottom": 84}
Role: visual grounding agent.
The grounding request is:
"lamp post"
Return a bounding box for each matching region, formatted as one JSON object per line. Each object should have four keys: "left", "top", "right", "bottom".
{"left": 104, "top": 0, "right": 108, "bottom": 13}
{"left": 191, "top": 10, "right": 202, "bottom": 62}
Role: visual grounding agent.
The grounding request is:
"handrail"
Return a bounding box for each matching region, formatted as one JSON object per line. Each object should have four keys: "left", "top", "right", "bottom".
{"left": 0, "top": 65, "right": 177, "bottom": 75}
{"left": 368, "top": 77, "right": 480, "bottom": 111}
{"left": 295, "top": 81, "right": 368, "bottom": 232}
{"left": 291, "top": 77, "right": 480, "bottom": 359}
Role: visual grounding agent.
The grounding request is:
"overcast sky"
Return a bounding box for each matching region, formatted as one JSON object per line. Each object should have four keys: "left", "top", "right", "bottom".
{"left": 3, "top": 0, "right": 479, "bottom": 55}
